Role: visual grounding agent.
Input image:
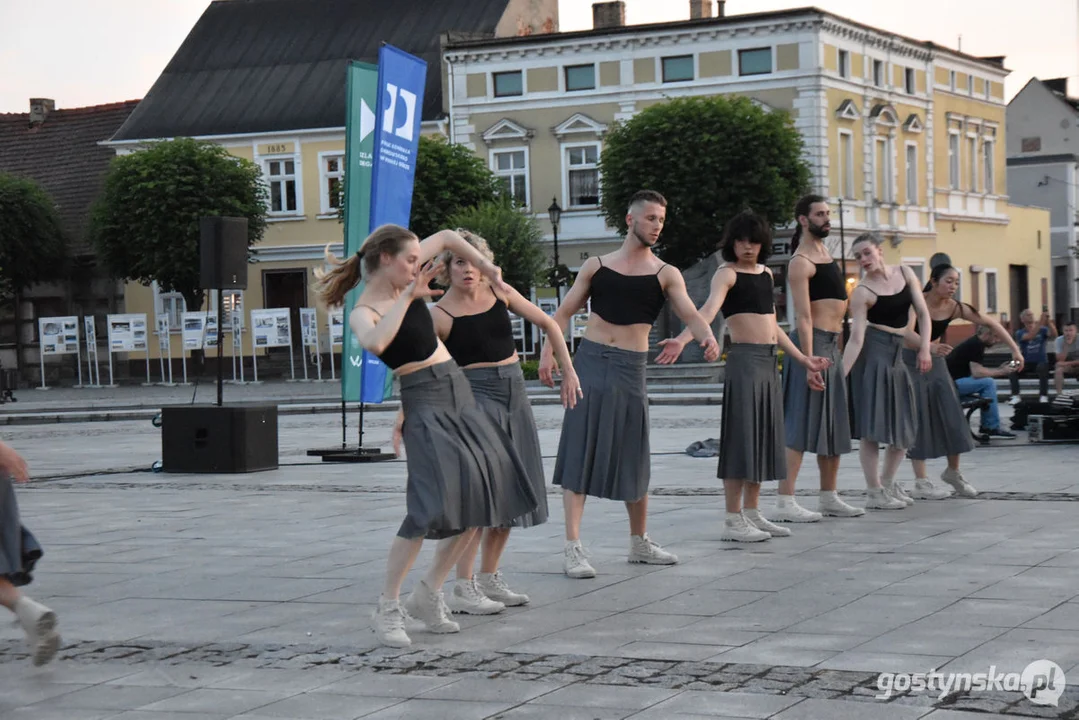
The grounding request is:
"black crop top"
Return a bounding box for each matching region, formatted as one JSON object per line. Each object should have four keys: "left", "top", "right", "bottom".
{"left": 865, "top": 286, "right": 912, "bottom": 329}
{"left": 929, "top": 300, "right": 972, "bottom": 341}
{"left": 807, "top": 260, "right": 847, "bottom": 302}
{"left": 720, "top": 270, "right": 775, "bottom": 317}
{"left": 438, "top": 295, "right": 516, "bottom": 367}
{"left": 589, "top": 258, "right": 667, "bottom": 326}
{"left": 364, "top": 299, "right": 438, "bottom": 370}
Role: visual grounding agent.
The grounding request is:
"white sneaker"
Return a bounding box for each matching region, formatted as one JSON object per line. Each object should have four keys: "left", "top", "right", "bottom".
{"left": 445, "top": 578, "right": 505, "bottom": 615}
{"left": 403, "top": 580, "right": 460, "bottom": 634}
{"left": 476, "top": 571, "right": 529, "bottom": 607}
{"left": 15, "top": 597, "right": 60, "bottom": 667}
{"left": 941, "top": 468, "right": 978, "bottom": 498}
{"left": 372, "top": 595, "right": 412, "bottom": 648}
{"left": 865, "top": 487, "right": 908, "bottom": 510}
{"left": 883, "top": 479, "right": 915, "bottom": 506}
{"left": 770, "top": 496, "right": 822, "bottom": 523}
{"left": 818, "top": 491, "right": 866, "bottom": 517}
{"left": 720, "top": 512, "right": 771, "bottom": 542}
{"left": 911, "top": 478, "right": 952, "bottom": 500}
{"left": 1009, "top": 395, "right": 1022, "bottom": 406}
{"left": 564, "top": 540, "right": 597, "bottom": 579}
{"left": 1040, "top": 395, "right": 1049, "bottom": 404}
{"left": 628, "top": 534, "right": 679, "bottom": 565}
{"left": 743, "top": 508, "right": 792, "bottom": 537}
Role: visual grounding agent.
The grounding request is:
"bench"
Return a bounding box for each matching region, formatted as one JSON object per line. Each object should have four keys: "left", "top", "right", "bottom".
{"left": 961, "top": 395, "right": 991, "bottom": 445}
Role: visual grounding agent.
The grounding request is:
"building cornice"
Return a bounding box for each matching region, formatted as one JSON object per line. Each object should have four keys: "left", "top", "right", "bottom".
{"left": 819, "top": 19, "right": 932, "bottom": 62}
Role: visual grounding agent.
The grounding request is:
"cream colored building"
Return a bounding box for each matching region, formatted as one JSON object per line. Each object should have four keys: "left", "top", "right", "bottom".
{"left": 445, "top": 1, "right": 1051, "bottom": 332}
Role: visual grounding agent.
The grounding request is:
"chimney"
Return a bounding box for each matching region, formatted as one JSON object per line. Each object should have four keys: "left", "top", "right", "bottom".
{"left": 689, "top": 0, "right": 713, "bottom": 19}
{"left": 592, "top": 1, "right": 625, "bottom": 30}
{"left": 28, "top": 98, "right": 55, "bottom": 127}
{"left": 1044, "top": 78, "right": 1069, "bottom": 96}
{"left": 717, "top": 0, "right": 726, "bottom": 17}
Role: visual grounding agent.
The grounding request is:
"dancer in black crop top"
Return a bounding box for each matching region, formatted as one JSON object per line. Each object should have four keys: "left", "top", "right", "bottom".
{"left": 589, "top": 258, "right": 668, "bottom": 325}
{"left": 313, "top": 224, "right": 540, "bottom": 650}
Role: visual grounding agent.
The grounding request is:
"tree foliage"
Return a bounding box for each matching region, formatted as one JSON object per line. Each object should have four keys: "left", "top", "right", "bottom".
{"left": 0, "top": 173, "right": 67, "bottom": 298}
{"left": 89, "top": 138, "right": 267, "bottom": 311}
{"left": 410, "top": 135, "right": 501, "bottom": 239}
{"left": 448, "top": 200, "right": 546, "bottom": 296}
{"left": 599, "top": 96, "right": 812, "bottom": 269}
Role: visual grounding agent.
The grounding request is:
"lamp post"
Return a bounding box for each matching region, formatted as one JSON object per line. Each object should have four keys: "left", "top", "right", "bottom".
{"left": 548, "top": 197, "right": 563, "bottom": 302}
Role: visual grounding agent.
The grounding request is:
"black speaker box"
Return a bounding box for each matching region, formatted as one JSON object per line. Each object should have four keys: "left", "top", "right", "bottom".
{"left": 161, "top": 404, "right": 278, "bottom": 473}
{"left": 200, "top": 216, "right": 249, "bottom": 290}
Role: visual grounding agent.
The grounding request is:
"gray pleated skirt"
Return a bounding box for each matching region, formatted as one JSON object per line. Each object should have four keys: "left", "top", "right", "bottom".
{"left": 398, "top": 361, "right": 538, "bottom": 539}
{"left": 553, "top": 338, "right": 650, "bottom": 502}
{"left": 718, "top": 344, "right": 786, "bottom": 483}
{"left": 902, "top": 350, "right": 976, "bottom": 460}
{"left": 783, "top": 328, "right": 852, "bottom": 456}
{"left": 463, "top": 363, "right": 548, "bottom": 528}
{"left": 1, "top": 474, "right": 43, "bottom": 587}
{"left": 848, "top": 327, "right": 917, "bottom": 449}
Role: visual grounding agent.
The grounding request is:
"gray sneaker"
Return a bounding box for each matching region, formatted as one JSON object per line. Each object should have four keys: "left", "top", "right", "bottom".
{"left": 15, "top": 597, "right": 60, "bottom": 667}
{"left": 628, "top": 534, "right": 679, "bottom": 564}
{"left": 403, "top": 580, "right": 461, "bottom": 633}
{"left": 372, "top": 596, "right": 411, "bottom": 648}
{"left": 865, "top": 487, "right": 907, "bottom": 510}
{"left": 445, "top": 578, "right": 505, "bottom": 615}
{"left": 476, "top": 571, "right": 529, "bottom": 607}
{"left": 941, "top": 468, "right": 978, "bottom": 498}
{"left": 883, "top": 479, "right": 915, "bottom": 506}
{"left": 564, "top": 540, "right": 597, "bottom": 579}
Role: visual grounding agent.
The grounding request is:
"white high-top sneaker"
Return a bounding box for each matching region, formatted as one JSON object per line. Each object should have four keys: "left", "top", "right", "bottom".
{"left": 720, "top": 512, "right": 771, "bottom": 542}
{"left": 770, "top": 495, "right": 823, "bottom": 523}
{"left": 743, "top": 508, "right": 792, "bottom": 537}
{"left": 865, "top": 487, "right": 908, "bottom": 510}
{"left": 403, "top": 580, "right": 460, "bottom": 633}
{"left": 883, "top": 479, "right": 915, "bottom": 506}
{"left": 941, "top": 468, "right": 978, "bottom": 498}
{"left": 628, "top": 534, "right": 678, "bottom": 565}
{"left": 911, "top": 478, "right": 952, "bottom": 500}
{"left": 15, "top": 597, "right": 60, "bottom": 667}
{"left": 818, "top": 490, "right": 865, "bottom": 517}
{"left": 445, "top": 577, "right": 505, "bottom": 615}
{"left": 476, "top": 571, "right": 529, "bottom": 607}
{"left": 371, "top": 595, "right": 412, "bottom": 648}
{"left": 564, "top": 540, "right": 597, "bottom": 579}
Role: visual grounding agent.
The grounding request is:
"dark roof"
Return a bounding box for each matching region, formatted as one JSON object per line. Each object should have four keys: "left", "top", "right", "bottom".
{"left": 111, "top": 0, "right": 512, "bottom": 142}
{"left": 1043, "top": 77, "right": 1079, "bottom": 112}
{"left": 0, "top": 100, "right": 140, "bottom": 256}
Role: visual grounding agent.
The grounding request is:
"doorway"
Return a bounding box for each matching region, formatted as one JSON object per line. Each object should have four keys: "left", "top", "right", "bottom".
{"left": 1008, "top": 264, "right": 1029, "bottom": 333}
{"left": 1054, "top": 264, "right": 1068, "bottom": 328}
{"left": 263, "top": 269, "right": 307, "bottom": 351}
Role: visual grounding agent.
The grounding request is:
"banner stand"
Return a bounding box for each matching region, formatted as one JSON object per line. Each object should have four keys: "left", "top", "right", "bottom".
{"left": 156, "top": 317, "right": 176, "bottom": 387}
{"left": 36, "top": 353, "right": 50, "bottom": 391}
{"left": 84, "top": 317, "right": 102, "bottom": 388}
{"left": 37, "top": 315, "right": 83, "bottom": 390}
{"left": 226, "top": 312, "right": 247, "bottom": 385}
{"left": 298, "top": 308, "right": 319, "bottom": 383}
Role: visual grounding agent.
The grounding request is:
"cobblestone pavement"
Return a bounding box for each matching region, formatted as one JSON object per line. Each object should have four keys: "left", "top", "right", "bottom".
{"left": 1, "top": 405, "right": 1078, "bottom": 719}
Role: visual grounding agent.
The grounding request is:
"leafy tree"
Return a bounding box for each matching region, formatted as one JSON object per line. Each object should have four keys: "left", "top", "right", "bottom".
{"left": 410, "top": 135, "right": 500, "bottom": 238}
{"left": 448, "top": 200, "right": 546, "bottom": 296}
{"left": 89, "top": 137, "right": 267, "bottom": 311}
{"left": 599, "top": 96, "right": 812, "bottom": 269}
{"left": 0, "top": 174, "right": 67, "bottom": 299}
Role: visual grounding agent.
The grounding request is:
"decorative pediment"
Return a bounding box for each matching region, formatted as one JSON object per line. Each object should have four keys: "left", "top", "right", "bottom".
{"left": 750, "top": 98, "right": 775, "bottom": 113}
{"left": 903, "top": 113, "right": 924, "bottom": 133}
{"left": 481, "top": 118, "right": 533, "bottom": 144}
{"left": 870, "top": 103, "right": 899, "bottom": 127}
{"left": 553, "top": 112, "right": 608, "bottom": 139}
{"left": 835, "top": 99, "right": 860, "bottom": 121}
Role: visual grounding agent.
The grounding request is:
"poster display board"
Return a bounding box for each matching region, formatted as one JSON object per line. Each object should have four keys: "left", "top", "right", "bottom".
{"left": 84, "top": 316, "right": 101, "bottom": 387}
{"left": 229, "top": 310, "right": 246, "bottom": 384}
{"left": 250, "top": 308, "right": 295, "bottom": 381}
{"left": 105, "top": 313, "right": 150, "bottom": 386}
{"left": 328, "top": 309, "right": 343, "bottom": 380}
{"left": 299, "top": 308, "right": 321, "bottom": 381}
{"left": 156, "top": 316, "right": 175, "bottom": 385}
{"left": 37, "top": 316, "right": 82, "bottom": 389}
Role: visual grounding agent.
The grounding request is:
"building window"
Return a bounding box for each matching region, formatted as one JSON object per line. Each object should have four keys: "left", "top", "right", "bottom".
{"left": 905, "top": 68, "right": 916, "bottom": 94}
{"left": 319, "top": 153, "right": 344, "bottom": 215}
{"left": 904, "top": 260, "right": 925, "bottom": 284}
{"left": 968, "top": 75, "right": 974, "bottom": 95}
{"left": 738, "top": 48, "right": 772, "bottom": 76}
{"left": 948, "top": 132, "right": 960, "bottom": 190}
{"left": 565, "top": 64, "right": 596, "bottom": 92}
{"left": 873, "top": 59, "right": 884, "bottom": 87}
{"left": 265, "top": 158, "right": 298, "bottom": 214}
{"left": 983, "top": 140, "right": 994, "bottom": 193}
{"left": 838, "top": 130, "right": 854, "bottom": 199}
{"left": 985, "top": 270, "right": 998, "bottom": 312}
{"left": 662, "top": 55, "right": 694, "bottom": 82}
{"left": 906, "top": 144, "right": 918, "bottom": 205}
{"left": 564, "top": 143, "right": 601, "bottom": 208}
{"left": 491, "top": 148, "right": 529, "bottom": 208}
{"left": 153, "top": 282, "right": 186, "bottom": 331}
{"left": 493, "top": 71, "right": 523, "bottom": 97}
{"left": 874, "top": 137, "right": 893, "bottom": 203}
{"left": 967, "top": 135, "right": 978, "bottom": 192}
{"left": 838, "top": 49, "right": 849, "bottom": 78}
{"left": 985, "top": 80, "right": 992, "bottom": 101}
{"left": 949, "top": 70, "right": 956, "bottom": 92}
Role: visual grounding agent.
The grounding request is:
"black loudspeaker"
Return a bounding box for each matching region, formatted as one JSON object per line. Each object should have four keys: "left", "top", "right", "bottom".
{"left": 199, "top": 216, "right": 249, "bottom": 289}
{"left": 161, "top": 404, "right": 278, "bottom": 473}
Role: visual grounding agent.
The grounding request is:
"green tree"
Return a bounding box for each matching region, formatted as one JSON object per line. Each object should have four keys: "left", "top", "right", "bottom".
{"left": 448, "top": 200, "right": 546, "bottom": 296}
{"left": 410, "top": 135, "right": 500, "bottom": 238}
{"left": 0, "top": 174, "right": 67, "bottom": 299}
{"left": 89, "top": 138, "right": 267, "bottom": 311}
{"left": 599, "top": 96, "right": 812, "bottom": 269}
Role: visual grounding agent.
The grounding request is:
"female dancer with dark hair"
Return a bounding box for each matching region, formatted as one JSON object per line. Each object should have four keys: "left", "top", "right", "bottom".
{"left": 0, "top": 439, "right": 60, "bottom": 666}
{"left": 900, "top": 263, "right": 1024, "bottom": 499}
{"left": 657, "top": 210, "right": 829, "bottom": 542}
{"left": 841, "top": 232, "right": 933, "bottom": 510}
{"left": 430, "top": 229, "right": 581, "bottom": 614}
{"left": 314, "top": 225, "right": 538, "bottom": 648}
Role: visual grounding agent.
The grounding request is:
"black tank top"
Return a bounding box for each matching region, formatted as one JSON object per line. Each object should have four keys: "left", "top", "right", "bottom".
{"left": 363, "top": 299, "right": 438, "bottom": 370}
{"left": 438, "top": 295, "right": 516, "bottom": 367}
{"left": 589, "top": 258, "right": 667, "bottom": 326}
{"left": 720, "top": 270, "right": 775, "bottom": 317}
{"left": 807, "top": 260, "right": 847, "bottom": 301}
{"left": 865, "top": 286, "right": 912, "bottom": 329}
{"left": 929, "top": 300, "right": 970, "bottom": 341}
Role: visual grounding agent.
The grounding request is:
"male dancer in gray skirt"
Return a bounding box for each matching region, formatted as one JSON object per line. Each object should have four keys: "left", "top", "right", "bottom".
{"left": 539, "top": 190, "right": 720, "bottom": 578}
{"left": 773, "top": 195, "right": 865, "bottom": 521}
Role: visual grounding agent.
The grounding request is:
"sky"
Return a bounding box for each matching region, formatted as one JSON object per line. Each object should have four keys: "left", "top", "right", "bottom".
{"left": 0, "top": 0, "right": 1074, "bottom": 113}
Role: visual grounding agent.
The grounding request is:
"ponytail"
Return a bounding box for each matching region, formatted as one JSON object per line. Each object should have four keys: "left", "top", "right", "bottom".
{"left": 313, "top": 245, "right": 364, "bottom": 309}
{"left": 791, "top": 225, "right": 803, "bottom": 253}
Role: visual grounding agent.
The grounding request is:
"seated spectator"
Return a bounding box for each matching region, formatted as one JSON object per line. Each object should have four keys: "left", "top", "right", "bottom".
{"left": 946, "top": 325, "right": 1017, "bottom": 438}
{"left": 1010, "top": 308, "right": 1057, "bottom": 404}
{"left": 1055, "top": 321, "right": 1079, "bottom": 396}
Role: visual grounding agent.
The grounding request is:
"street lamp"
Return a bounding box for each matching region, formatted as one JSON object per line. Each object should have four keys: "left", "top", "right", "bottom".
{"left": 548, "top": 197, "right": 563, "bottom": 300}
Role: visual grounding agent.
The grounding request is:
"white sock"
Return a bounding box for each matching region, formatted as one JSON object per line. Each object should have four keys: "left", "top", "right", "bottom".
{"left": 819, "top": 490, "right": 837, "bottom": 500}
{"left": 726, "top": 511, "right": 743, "bottom": 522}
{"left": 777, "top": 494, "right": 794, "bottom": 508}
